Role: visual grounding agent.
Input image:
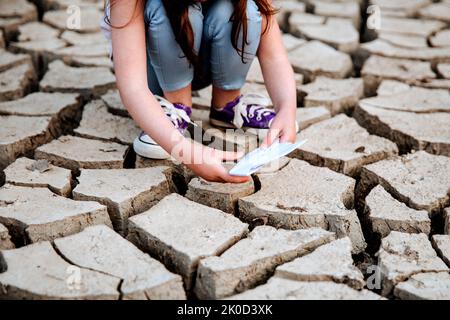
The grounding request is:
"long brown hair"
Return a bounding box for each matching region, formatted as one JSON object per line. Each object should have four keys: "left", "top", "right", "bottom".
{"left": 106, "top": 0, "right": 277, "bottom": 68}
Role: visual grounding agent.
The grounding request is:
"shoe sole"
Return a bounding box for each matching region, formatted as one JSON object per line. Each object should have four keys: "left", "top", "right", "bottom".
{"left": 133, "top": 137, "right": 171, "bottom": 160}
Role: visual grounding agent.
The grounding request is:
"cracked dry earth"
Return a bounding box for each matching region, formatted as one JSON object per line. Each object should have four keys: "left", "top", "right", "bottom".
{"left": 0, "top": 0, "right": 449, "bottom": 301}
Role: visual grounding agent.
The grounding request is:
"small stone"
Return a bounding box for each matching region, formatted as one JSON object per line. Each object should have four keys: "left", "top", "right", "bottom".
{"left": 43, "top": 8, "right": 102, "bottom": 33}
{"left": 432, "top": 235, "right": 450, "bottom": 267}
{"left": 394, "top": 272, "right": 450, "bottom": 300}
{"left": 4, "top": 157, "right": 72, "bottom": 197}
{"left": 0, "top": 49, "right": 31, "bottom": 72}
{"left": 0, "top": 115, "right": 53, "bottom": 170}
{"left": 292, "top": 115, "right": 398, "bottom": 177}
{"left": 378, "top": 32, "right": 428, "bottom": 49}
{"left": 35, "top": 135, "right": 128, "bottom": 171}
{"left": 26, "top": 159, "right": 51, "bottom": 173}
{"left": 17, "top": 21, "right": 60, "bottom": 42}
{"left": 288, "top": 41, "right": 353, "bottom": 82}
{"left": 239, "top": 159, "right": 366, "bottom": 253}
{"left": 0, "top": 61, "right": 36, "bottom": 102}
{"left": 73, "top": 167, "right": 171, "bottom": 234}
{"left": 101, "top": 89, "right": 128, "bottom": 117}
{"left": 54, "top": 225, "right": 186, "bottom": 300}
{"left": 0, "top": 223, "right": 14, "bottom": 250}
{"left": 364, "top": 185, "right": 431, "bottom": 239}
{"left": 298, "top": 77, "right": 364, "bottom": 115}
{"left": 74, "top": 100, "right": 140, "bottom": 145}
{"left": 430, "top": 29, "right": 450, "bottom": 47}
{"left": 354, "top": 104, "right": 450, "bottom": 156}
{"left": 0, "top": 241, "right": 120, "bottom": 299}
{"left": 195, "top": 226, "right": 335, "bottom": 299}
{"left": 127, "top": 194, "right": 248, "bottom": 289}
{"left": 297, "top": 106, "right": 331, "bottom": 130}
{"left": 186, "top": 178, "right": 254, "bottom": 214}
{"left": 362, "top": 86, "right": 450, "bottom": 113}
{"left": 0, "top": 184, "right": 112, "bottom": 244}
{"left": 419, "top": 2, "right": 450, "bottom": 24}
{"left": 361, "top": 55, "right": 435, "bottom": 96}
{"left": 227, "top": 277, "right": 383, "bottom": 300}
{"left": 295, "top": 18, "right": 360, "bottom": 53}
{"left": 275, "top": 237, "right": 365, "bottom": 289}
{"left": 361, "top": 39, "right": 450, "bottom": 66}
{"left": 358, "top": 152, "right": 450, "bottom": 216}
{"left": 437, "top": 63, "right": 450, "bottom": 79}
{"left": 40, "top": 60, "right": 116, "bottom": 98}
{"left": 376, "top": 231, "right": 448, "bottom": 296}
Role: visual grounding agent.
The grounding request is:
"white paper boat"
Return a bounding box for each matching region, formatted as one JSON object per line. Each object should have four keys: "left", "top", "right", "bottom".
{"left": 229, "top": 139, "right": 308, "bottom": 176}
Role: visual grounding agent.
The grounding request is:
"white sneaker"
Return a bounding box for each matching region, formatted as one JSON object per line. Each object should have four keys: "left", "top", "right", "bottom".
{"left": 133, "top": 132, "right": 171, "bottom": 160}
{"left": 133, "top": 96, "right": 193, "bottom": 160}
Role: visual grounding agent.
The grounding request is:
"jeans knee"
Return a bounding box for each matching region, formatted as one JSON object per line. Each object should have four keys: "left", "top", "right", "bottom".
{"left": 145, "top": 0, "right": 203, "bottom": 32}
{"left": 144, "top": 0, "right": 164, "bottom": 25}
{"left": 205, "top": 0, "right": 234, "bottom": 28}
{"left": 205, "top": 0, "right": 262, "bottom": 38}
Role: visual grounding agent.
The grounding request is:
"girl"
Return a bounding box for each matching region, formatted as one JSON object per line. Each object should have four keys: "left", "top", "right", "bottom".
{"left": 103, "top": 0, "right": 298, "bottom": 183}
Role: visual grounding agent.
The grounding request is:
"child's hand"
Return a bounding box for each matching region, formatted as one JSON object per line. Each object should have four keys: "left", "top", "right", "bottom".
{"left": 261, "top": 108, "right": 298, "bottom": 148}
{"left": 184, "top": 143, "right": 251, "bottom": 184}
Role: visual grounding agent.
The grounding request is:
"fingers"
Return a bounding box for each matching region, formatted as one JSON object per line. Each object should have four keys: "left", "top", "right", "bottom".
{"left": 220, "top": 173, "right": 251, "bottom": 184}
{"left": 215, "top": 162, "right": 251, "bottom": 183}
{"left": 261, "top": 128, "right": 281, "bottom": 148}
{"left": 279, "top": 130, "right": 297, "bottom": 143}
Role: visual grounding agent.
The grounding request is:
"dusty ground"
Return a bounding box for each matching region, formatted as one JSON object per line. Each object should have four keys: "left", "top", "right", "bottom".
{"left": 0, "top": 0, "right": 449, "bottom": 300}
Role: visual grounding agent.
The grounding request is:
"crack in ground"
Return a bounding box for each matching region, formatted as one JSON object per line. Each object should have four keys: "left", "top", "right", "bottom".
{"left": 50, "top": 240, "right": 124, "bottom": 299}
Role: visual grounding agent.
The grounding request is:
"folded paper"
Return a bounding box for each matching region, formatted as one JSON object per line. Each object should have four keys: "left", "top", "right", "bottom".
{"left": 229, "top": 139, "right": 308, "bottom": 176}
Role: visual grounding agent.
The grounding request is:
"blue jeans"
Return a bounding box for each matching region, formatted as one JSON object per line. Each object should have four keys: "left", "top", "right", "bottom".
{"left": 144, "top": 0, "right": 262, "bottom": 96}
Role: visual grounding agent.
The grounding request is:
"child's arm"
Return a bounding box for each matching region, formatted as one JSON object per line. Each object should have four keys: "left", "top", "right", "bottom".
{"left": 258, "top": 12, "right": 298, "bottom": 147}
{"left": 110, "top": 0, "right": 248, "bottom": 183}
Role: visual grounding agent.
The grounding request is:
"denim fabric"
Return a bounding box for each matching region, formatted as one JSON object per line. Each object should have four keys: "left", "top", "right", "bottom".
{"left": 144, "top": 0, "right": 262, "bottom": 96}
